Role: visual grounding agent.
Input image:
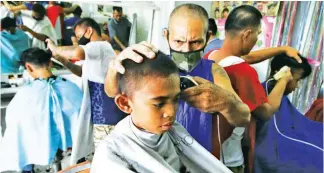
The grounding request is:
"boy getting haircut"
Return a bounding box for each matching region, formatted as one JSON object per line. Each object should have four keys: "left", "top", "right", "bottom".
{"left": 269, "top": 53, "right": 312, "bottom": 95}
{"left": 91, "top": 52, "right": 231, "bottom": 173}
{"left": 254, "top": 54, "right": 322, "bottom": 173}
{"left": 118, "top": 51, "right": 179, "bottom": 96}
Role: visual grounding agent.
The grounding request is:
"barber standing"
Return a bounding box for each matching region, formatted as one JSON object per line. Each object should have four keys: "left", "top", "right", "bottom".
{"left": 104, "top": 4, "right": 251, "bottom": 168}
{"left": 108, "top": 6, "right": 131, "bottom": 52}
{"left": 46, "top": 17, "right": 126, "bottom": 165}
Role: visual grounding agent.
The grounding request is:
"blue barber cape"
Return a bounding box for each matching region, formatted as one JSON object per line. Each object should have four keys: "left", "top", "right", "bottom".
{"left": 254, "top": 82, "right": 324, "bottom": 173}
{"left": 1, "top": 29, "right": 30, "bottom": 74}
{"left": 0, "top": 77, "right": 83, "bottom": 172}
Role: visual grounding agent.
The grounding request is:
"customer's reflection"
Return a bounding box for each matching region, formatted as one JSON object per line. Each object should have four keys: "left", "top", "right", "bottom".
{"left": 0, "top": 48, "right": 83, "bottom": 173}
{"left": 1, "top": 17, "right": 30, "bottom": 74}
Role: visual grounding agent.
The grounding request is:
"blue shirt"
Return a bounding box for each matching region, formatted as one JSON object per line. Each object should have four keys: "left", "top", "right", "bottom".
{"left": 64, "top": 16, "right": 81, "bottom": 28}
{"left": 176, "top": 59, "right": 215, "bottom": 152}
{"left": 1, "top": 29, "right": 30, "bottom": 74}
{"left": 108, "top": 17, "right": 132, "bottom": 51}
{"left": 23, "top": 2, "right": 34, "bottom": 10}
{"left": 203, "top": 38, "right": 224, "bottom": 57}
{"left": 63, "top": 16, "right": 81, "bottom": 45}
{"left": 89, "top": 81, "right": 127, "bottom": 125}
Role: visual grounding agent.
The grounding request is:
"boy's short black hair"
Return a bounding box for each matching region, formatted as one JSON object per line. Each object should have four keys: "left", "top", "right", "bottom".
{"left": 1, "top": 17, "right": 16, "bottom": 30}
{"left": 113, "top": 6, "right": 123, "bottom": 13}
{"left": 118, "top": 52, "right": 179, "bottom": 96}
{"left": 32, "top": 3, "right": 46, "bottom": 18}
{"left": 21, "top": 48, "right": 52, "bottom": 68}
{"left": 74, "top": 17, "right": 101, "bottom": 36}
{"left": 208, "top": 18, "right": 217, "bottom": 35}
{"left": 270, "top": 53, "right": 312, "bottom": 79}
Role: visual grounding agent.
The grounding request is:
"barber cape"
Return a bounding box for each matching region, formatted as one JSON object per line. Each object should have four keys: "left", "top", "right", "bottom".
{"left": 20, "top": 10, "right": 58, "bottom": 50}
{"left": 0, "top": 77, "right": 83, "bottom": 172}
{"left": 1, "top": 29, "right": 30, "bottom": 74}
{"left": 91, "top": 116, "right": 231, "bottom": 173}
{"left": 254, "top": 83, "right": 324, "bottom": 173}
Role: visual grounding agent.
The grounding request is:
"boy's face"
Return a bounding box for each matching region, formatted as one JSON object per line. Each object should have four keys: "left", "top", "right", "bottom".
{"left": 285, "top": 68, "right": 304, "bottom": 95}
{"left": 129, "top": 74, "right": 181, "bottom": 134}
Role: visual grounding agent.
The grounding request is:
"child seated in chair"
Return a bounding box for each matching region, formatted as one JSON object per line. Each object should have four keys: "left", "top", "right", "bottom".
{"left": 90, "top": 52, "right": 231, "bottom": 173}
{"left": 254, "top": 54, "right": 323, "bottom": 173}
{"left": 0, "top": 48, "right": 83, "bottom": 172}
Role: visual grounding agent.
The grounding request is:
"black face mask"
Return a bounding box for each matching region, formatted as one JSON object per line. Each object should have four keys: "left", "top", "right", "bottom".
{"left": 78, "top": 31, "right": 92, "bottom": 45}
{"left": 32, "top": 16, "right": 43, "bottom": 21}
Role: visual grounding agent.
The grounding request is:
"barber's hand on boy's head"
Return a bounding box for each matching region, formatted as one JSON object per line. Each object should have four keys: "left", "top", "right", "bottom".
{"left": 180, "top": 76, "right": 231, "bottom": 113}
{"left": 113, "top": 41, "right": 159, "bottom": 74}
{"left": 282, "top": 46, "right": 302, "bottom": 63}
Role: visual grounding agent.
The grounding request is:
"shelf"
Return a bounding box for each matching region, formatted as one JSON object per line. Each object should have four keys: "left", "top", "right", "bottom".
{"left": 0, "top": 69, "right": 72, "bottom": 95}
{"left": 68, "top": 1, "right": 160, "bottom": 10}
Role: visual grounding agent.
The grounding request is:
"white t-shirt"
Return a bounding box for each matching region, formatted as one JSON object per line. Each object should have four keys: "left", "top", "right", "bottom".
{"left": 0, "top": 5, "right": 14, "bottom": 19}
{"left": 21, "top": 10, "right": 58, "bottom": 50}
{"left": 221, "top": 127, "right": 245, "bottom": 167}
{"left": 54, "top": 17, "right": 62, "bottom": 40}
{"left": 70, "top": 41, "right": 116, "bottom": 164}
{"left": 79, "top": 41, "right": 115, "bottom": 83}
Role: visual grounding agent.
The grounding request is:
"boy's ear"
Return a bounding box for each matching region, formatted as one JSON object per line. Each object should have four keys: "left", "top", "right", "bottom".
{"left": 25, "top": 63, "right": 33, "bottom": 73}
{"left": 114, "top": 94, "right": 132, "bottom": 114}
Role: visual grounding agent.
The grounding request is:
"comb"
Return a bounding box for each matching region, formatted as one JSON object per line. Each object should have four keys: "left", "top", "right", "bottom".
{"left": 306, "top": 58, "right": 320, "bottom": 67}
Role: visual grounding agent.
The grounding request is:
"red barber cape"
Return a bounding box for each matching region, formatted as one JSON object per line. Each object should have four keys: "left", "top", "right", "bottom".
{"left": 218, "top": 56, "right": 268, "bottom": 173}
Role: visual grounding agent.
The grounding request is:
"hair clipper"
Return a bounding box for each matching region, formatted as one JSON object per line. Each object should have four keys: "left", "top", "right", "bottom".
{"left": 180, "top": 76, "right": 199, "bottom": 90}
{"left": 273, "top": 66, "right": 289, "bottom": 80}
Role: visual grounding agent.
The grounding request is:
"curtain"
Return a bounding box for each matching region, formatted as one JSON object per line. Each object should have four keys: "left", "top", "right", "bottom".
{"left": 270, "top": 1, "right": 323, "bottom": 113}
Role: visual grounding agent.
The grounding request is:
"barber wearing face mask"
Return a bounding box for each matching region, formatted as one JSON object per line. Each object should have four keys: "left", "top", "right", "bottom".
{"left": 1, "top": 17, "right": 30, "bottom": 74}
{"left": 18, "top": 3, "right": 57, "bottom": 50}
{"left": 46, "top": 17, "right": 127, "bottom": 165}
{"left": 105, "top": 3, "right": 251, "bottom": 159}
